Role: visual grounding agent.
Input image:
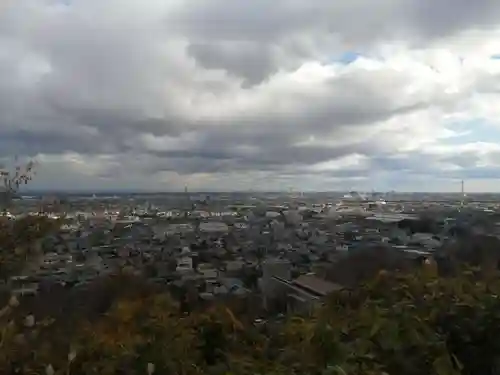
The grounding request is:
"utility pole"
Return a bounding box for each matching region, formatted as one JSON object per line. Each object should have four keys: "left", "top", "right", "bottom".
{"left": 460, "top": 180, "right": 465, "bottom": 208}
{"left": 184, "top": 185, "right": 189, "bottom": 218}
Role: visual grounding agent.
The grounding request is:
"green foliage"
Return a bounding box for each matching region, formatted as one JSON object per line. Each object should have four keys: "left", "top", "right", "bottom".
{"left": 5, "top": 264, "right": 500, "bottom": 374}
{"left": 270, "top": 268, "right": 500, "bottom": 375}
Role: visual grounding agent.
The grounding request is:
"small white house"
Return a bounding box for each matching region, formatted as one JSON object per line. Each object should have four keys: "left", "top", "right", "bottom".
{"left": 176, "top": 256, "right": 193, "bottom": 273}
{"left": 199, "top": 221, "right": 229, "bottom": 233}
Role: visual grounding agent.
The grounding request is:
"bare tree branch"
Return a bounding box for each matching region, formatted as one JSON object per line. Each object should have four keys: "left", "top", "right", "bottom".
{"left": 0, "top": 159, "right": 37, "bottom": 212}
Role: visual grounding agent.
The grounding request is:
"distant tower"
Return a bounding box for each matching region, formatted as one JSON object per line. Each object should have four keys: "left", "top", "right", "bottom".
{"left": 184, "top": 185, "right": 189, "bottom": 217}
{"left": 460, "top": 180, "right": 466, "bottom": 208}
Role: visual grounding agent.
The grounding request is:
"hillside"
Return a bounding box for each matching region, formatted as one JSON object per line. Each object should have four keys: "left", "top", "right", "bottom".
{"left": 0, "top": 232, "right": 498, "bottom": 375}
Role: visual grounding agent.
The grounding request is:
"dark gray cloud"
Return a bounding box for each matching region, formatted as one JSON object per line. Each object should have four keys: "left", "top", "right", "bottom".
{"left": 187, "top": 42, "right": 277, "bottom": 87}
{"left": 168, "top": 0, "right": 500, "bottom": 81}
{"left": 411, "top": 0, "right": 500, "bottom": 41}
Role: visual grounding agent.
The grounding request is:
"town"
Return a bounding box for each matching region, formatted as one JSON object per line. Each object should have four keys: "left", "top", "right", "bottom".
{"left": 4, "top": 190, "right": 500, "bottom": 319}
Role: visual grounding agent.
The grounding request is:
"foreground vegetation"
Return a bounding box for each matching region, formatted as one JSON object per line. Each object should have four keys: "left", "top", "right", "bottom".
{"left": 0, "top": 219, "right": 499, "bottom": 375}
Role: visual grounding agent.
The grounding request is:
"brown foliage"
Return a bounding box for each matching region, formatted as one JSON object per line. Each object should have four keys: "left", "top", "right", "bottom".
{"left": 1, "top": 264, "right": 500, "bottom": 375}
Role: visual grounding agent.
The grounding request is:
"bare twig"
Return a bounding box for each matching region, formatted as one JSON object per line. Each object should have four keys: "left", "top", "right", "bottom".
{"left": 0, "top": 158, "right": 37, "bottom": 212}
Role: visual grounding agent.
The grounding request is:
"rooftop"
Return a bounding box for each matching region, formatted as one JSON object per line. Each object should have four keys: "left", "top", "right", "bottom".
{"left": 292, "top": 275, "right": 343, "bottom": 296}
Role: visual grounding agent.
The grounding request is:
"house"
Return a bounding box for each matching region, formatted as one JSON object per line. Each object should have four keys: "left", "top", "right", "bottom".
{"left": 197, "top": 263, "right": 218, "bottom": 280}
{"left": 199, "top": 221, "right": 229, "bottom": 233}
{"left": 264, "top": 274, "right": 342, "bottom": 315}
{"left": 176, "top": 256, "right": 193, "bottom": 273}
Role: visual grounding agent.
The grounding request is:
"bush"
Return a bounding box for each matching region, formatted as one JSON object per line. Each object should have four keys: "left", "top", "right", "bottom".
{"left": 3, "top": 217, "right": 500, "bottom": 374}
{"left": 273, "top": 268, "right": 500, "bottom": 375}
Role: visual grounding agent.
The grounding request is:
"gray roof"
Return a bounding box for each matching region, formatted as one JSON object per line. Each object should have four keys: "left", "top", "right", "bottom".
{"left": 293, "top": 275, "right": 343, "bottom": 296}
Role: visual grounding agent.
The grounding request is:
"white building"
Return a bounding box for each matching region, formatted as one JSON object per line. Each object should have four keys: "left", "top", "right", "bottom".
{"left": 197, "top": 263, "right": 218, "bottom": 279}
{"left": 152, "top": 223, "right": 194, "bottom": 239}
{"left": 176, "top": 256, "right": 193, "bottom": 273}
{"left": 199, "top": 221, "right": 229, "bottom": 233}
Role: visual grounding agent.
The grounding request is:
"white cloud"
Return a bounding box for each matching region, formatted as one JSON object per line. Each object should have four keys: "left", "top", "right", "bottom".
{"left": 2, "top": 0, "right": 500, "bottom": 191}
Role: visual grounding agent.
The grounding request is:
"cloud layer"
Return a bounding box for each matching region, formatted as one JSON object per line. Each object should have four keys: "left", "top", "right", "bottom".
{"left": 3, "top": 0, "right": 500, "bottom": 192}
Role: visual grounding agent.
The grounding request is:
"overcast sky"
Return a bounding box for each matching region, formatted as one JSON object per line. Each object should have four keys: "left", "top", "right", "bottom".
{"left": 3, "top": 0, "right": 500, "bottom": 192}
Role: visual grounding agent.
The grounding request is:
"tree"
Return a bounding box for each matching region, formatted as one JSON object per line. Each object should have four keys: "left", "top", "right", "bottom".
{"left": 0, "top": 158, "right": 36, "bottom": 213}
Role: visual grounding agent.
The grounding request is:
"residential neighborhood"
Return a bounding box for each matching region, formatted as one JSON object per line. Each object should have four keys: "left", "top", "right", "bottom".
{"left": 4, "top": 191, "right": 500, "bottom": 318}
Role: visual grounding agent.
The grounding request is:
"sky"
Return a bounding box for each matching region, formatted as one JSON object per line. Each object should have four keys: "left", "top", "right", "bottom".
{"left": 4, "top": 1, "right": 500, "bottom": 192}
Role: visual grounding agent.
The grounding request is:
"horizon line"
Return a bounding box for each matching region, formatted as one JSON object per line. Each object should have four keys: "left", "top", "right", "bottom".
{"left": 16, "top": 189, "right": 497, "bottom": 194}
